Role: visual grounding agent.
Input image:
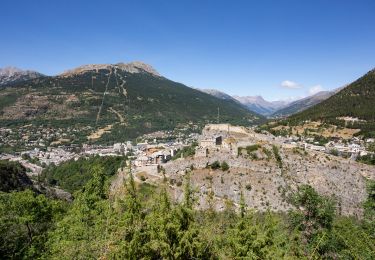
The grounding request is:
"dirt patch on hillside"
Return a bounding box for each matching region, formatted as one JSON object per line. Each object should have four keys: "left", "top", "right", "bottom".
{"left": 273, "top": 121, "right": 360, "bottom": 139}
{"left": 87, "top": 124, "right": 113, "bottom": 140}
{"left": 1, "top": 93, "right": 88, "bottom": 120}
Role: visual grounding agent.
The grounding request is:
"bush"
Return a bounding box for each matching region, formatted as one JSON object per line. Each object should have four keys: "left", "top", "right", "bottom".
{"left": 221, "top": 161, "right": 229, "bottom": 171}
{"left": 272, "top": 145, "right": 282, "bottom": 168}
{"left": 262, "top": 147, "right": 272, "bottom": 160}
{"left": 210, "top": 161, "right": 221, "bottom": 170}
{"left": 238, "top": 144, "right": 260, "bottom": 155}
{"left": 246, "top": 144, "right": 260, "bottom": 154}
{"left": 357, "top": 154, "right": 375, "bottom": 165}
{"left": 330, "top": 149, "right": 339, "bottom": 156}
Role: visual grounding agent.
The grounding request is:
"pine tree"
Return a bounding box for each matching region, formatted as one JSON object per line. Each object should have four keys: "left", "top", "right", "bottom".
{"left": 46, "top": 165, "right": 111, "bottom": 259}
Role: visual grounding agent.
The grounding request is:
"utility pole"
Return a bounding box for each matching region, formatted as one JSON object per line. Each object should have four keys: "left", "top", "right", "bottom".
{"left": 217, "top": 107, "right": 220, "bottom": 124}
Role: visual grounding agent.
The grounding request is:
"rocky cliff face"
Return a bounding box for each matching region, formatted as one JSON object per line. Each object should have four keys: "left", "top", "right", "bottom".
{"left": 162, "top": 128, "right": 374, "bottom": 217}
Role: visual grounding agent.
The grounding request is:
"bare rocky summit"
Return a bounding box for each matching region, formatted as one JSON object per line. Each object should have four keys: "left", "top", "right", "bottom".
{"left": 61, "top": 61, "right": 161, "bottom": 77}
{"left": 0, "top": 66, "right": 44, "bottom": 86}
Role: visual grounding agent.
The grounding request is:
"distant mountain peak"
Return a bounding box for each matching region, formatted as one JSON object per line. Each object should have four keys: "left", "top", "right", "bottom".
{"left": 0, "top": 66, "right": 44, "bottom": 87}
{"left": 60, "top": 61, "right": 160, "bottom": 77}
{"left": 199, "top": 88, "right": 233, "bottom": 98}
{"left": 271, "top": 90, "right": 334, "bottom": 117}
{"left": 233, "top": 95, "right": 290, "bottom": 116}
{"left": 0, "top": 66, "right": 23, "bottom": 76}
{"left": 0, "top": 66, "right": 40, "bottom": 76}
{"left": 118, "top": 61, "right": 160, "bottom": 76}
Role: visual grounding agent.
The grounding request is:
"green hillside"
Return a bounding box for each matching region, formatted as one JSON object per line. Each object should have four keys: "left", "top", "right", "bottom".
{"left": 286, "top": 68, "right": 375, "bottom": 137}
{"left": 0, "top": 160, "right": 33, "bottom": 192}
{"left": 0, "top": 64, "right": 263, "bottom": 144}
{"left": 271, "top": 91, "right": 333, "bottom": 118}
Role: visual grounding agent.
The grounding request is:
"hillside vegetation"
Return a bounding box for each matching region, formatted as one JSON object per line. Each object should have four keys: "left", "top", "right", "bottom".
{"left": 0, "top": 164, "right": 374, "bottom": 259}
{"left": 285, "top": 69, "right": 375, "bottom": 137}
{"left": 41, "top": 155, "right": 124, "bottom": 193}
{"left": 0, "top": 64, "right": 263, "bottom": 143}
{"left": 0, "top": 160, "right": 33, "bottom": 192}
{"left": 272, "top": 91, "right": 333, "bottom": 118}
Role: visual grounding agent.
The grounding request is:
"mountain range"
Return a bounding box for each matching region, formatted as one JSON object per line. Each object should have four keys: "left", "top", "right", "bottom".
{"left": 233, "top": 95, "right": 289, "bottom": 116}
{"left": 0, "top": 65, "right": 341, "bottom": 123}
{"left": 198, "top": 89, "right": 292, "bottom": 116}
{"left": 1, "top": 62, "right": 373, "bottom": 139}
{"left": 200, "top": 88, "right": 336, "bottom": 117}
{"left": 0, "top": 62, "right": 262, "bottom": 143}
{"left": 0, "top": 67, "right": 44, "bottom": 87}
{"left": 286, "top": 68, "right": 375, "bottom": 136}
{"left": 270, "top": 91, "right": 334, "bottom": 118}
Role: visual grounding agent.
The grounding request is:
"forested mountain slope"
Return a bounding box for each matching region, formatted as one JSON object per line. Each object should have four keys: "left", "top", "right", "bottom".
{"left": 272, "top": 91, "right": 333, "bottom": 117}
{"left": 0, "top": 62, "right": 263, "bottom": 142}
{"left": 286, "top": 68, "right": 375, "bottom": 136}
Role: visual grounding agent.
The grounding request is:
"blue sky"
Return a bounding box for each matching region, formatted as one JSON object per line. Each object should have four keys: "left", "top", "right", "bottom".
{"left": 1, "top": 0, "right": 374, "bottom": 101}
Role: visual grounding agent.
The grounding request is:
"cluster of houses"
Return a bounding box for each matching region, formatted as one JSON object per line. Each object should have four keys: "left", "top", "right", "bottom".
{"left": 0, "top": 125, "right": 200, "bottom": 176}
{"left": 281, "top": 135, "right": 374, "bottom": 158}
{"left": 0, "top": 125, "right": 93, "bottom": 150}
{"left": 2, "top": 123, "right": 373, "bottom": 178}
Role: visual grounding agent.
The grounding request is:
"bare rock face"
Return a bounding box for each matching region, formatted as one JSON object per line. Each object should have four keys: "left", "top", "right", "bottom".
{"left": 164, "top": 146, "right": 374, "bottom": 217}
{"left": 60, "top": 61, "right": 160, "bottom": 77}
{"left": 162, "top": 125, "right": 375, "bottom": 218}
{"left": 0, "top": 66, "right": 44, "bottom": 87}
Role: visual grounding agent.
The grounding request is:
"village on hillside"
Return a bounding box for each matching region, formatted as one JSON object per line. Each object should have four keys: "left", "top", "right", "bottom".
{"left": 1, "top": 123, "right": 374, "bottom": 178}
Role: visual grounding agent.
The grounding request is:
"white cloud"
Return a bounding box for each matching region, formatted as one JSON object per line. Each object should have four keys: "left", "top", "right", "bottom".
{"left": 308, "top": 85, "right": 323, "bottom": 95}
{"left": 280, "top": 80, "right": 301, "bottom": 89}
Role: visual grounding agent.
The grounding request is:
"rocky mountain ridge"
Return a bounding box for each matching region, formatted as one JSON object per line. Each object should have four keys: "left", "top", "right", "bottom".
{"left": 272, "top": 90, "right": 334, "bottom": 117}
{"left": 60, "top": 61, "right": 161, "bottom": 77}
{"left": 198, "top": 88, "right": 236, "bottom": 101}
{"left": 286, "top": 68, "right": 375, "bottom": 136}
{"left": 0, "top": 66, "right": 44, "bottom": 87}
{"left": 0, "top": 61, "right": 262, "bottom": 144}
{"left": 233, "top": 95, "right": 290, "bottom": 116}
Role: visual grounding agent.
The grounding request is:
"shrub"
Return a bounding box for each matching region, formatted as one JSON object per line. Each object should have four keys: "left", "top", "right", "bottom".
{"left": 272, "top": 145, "right": 282, "bottom": 168}
{"left": 221, "top": 161, "right": 229, "bottom": 171}
{"left": 330, "top": 149, "right": 339, "bottom": 156}
{"left": 210, "top": 161, "right": 221, "bottom": 170}
{"left": 262, "top": 147, "right": 272, "bottom": 160}
{"left": 246, "top": 144, "right": 260, "bottom": 154}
